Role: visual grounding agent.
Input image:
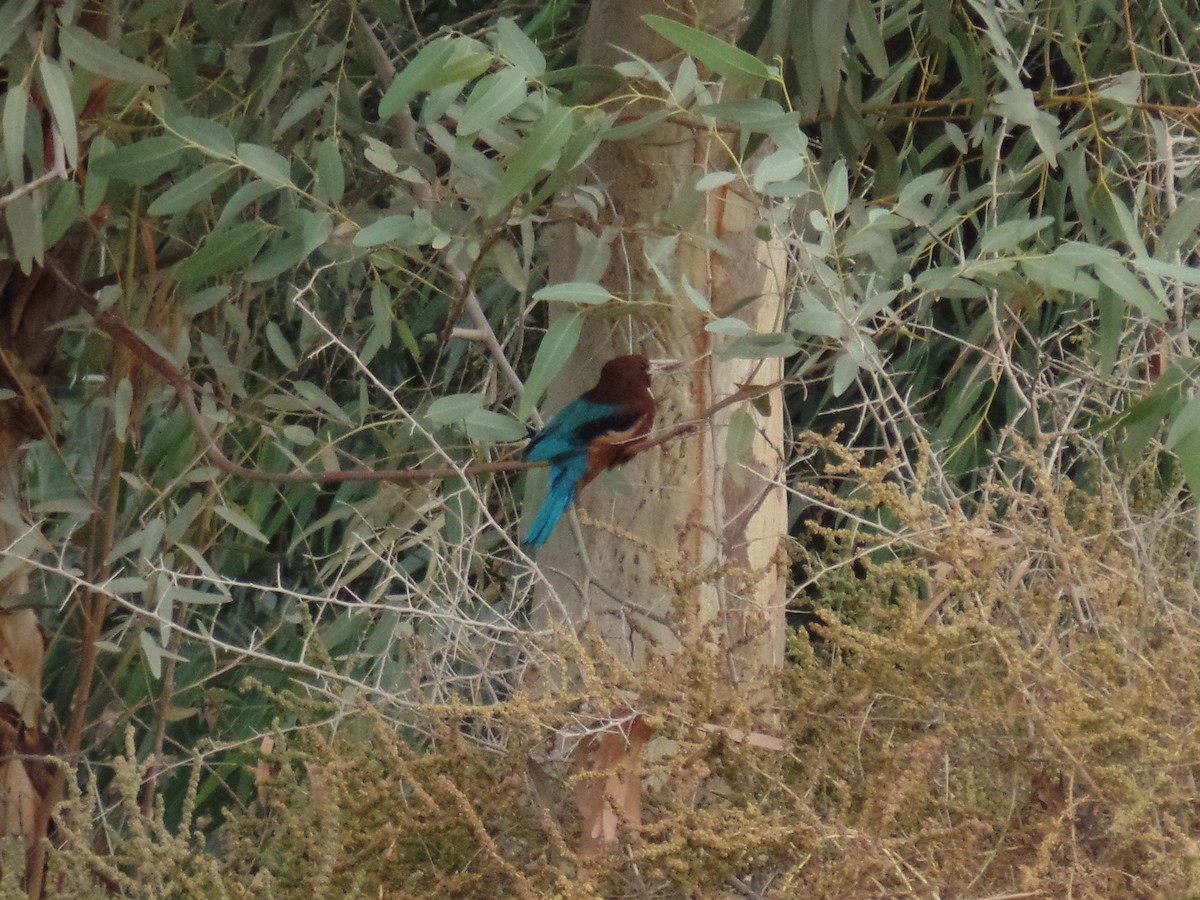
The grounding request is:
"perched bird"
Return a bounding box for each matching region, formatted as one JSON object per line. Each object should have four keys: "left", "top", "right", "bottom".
{"left": 524, "top": 354, "right": 665, "bottom": 548}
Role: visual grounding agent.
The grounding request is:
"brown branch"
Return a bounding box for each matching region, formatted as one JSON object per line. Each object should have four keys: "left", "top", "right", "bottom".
{"left": 624, "top": 377, "right": 786, "bottom": 457}
{"left": 438, "top": 228, "right": 507, "bottom": 344}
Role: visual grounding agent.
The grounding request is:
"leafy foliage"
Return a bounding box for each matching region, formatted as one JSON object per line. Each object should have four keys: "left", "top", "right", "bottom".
{"left": 1, "top": 0, "right": 1199, "bottom": 893}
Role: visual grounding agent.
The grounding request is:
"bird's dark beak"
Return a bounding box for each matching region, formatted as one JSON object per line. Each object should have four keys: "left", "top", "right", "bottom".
{"left": 647, "top": 358, "right": 681, "bottom": 374}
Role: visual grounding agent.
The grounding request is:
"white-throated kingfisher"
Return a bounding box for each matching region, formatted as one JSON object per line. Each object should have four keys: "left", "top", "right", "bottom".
{"left": 523, "top": 354, "right": 669, "bottom": 548}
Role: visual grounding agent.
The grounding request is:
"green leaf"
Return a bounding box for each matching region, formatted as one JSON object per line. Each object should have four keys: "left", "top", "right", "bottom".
{"left": 237, "top": 143, "right": 291, "bottom": 186}
{"left": 113, "top": 377, "right": 133, "bottom": 441}
{"left": 175, "top": 221, "right": 270, "bottom": 283}
{"left": 1166, "top": 392, "right": 1200, "bottom": 451}
{"left": 978, "top": 215, "right": 1056, "bottom": 254}
{"left": 140, "top": 630, "right": 162, "bottom": 679}
{"left": 991, "top": 88, "right": 1062, "bottom": 165}
{"left": 353, "top": 214, "right": 421, "bottom": 248}
{"left": 1175, "top": 429, "right": 1200, "bottom": 500}
{"left": 294, "top": 380, "right": 353, "bottom": 425}
{"left": 1096, "top": 70, "right": 1141, "bottom": 107}
{"left": 314, "top": 139, "right": 344, "bottom": 203}
{"left": 722, "top": 332, "right": 800, "bottom": 359}
{"left": 167, "top": 585, "right": 230, "bottom": 605}
{"left": 200, "top": 331, "right": 247, "bottom": 397}
{"left": 173, "top": 116, "right": 236, "bottom": 157}
{"left": 458, "top": 67, "right": 528, "bottom": 136}
{"left": 1095, "top": 283, "right": 1122, "bottom": 378}
{"left": 265, "top": 321, "right": 297, "bottom": 368}
{"left": 0, "top": 0, "right": 36, "bottom": 59}
{"left": 282, "top": 424, "right": 315, "bottom": 446}
{"left": 532, "top": 281, "right": 612, "bottom": 304}
{"left": 791, "top": 294, "right": 844, "bottom": 337}
{"left": 682, "top": 275, "right": 711, "bottom": 312}
{"left": 831, "top": 351, "right": 859, "bottom": 395}
{"left": 243, "top": 231, "right": 306, "bottom": 282}
{"left": 848, "top": 0, "right": 888, "bottom": 77}
{"left": 812, "top": 0, "right": 850, "bottom": 112}
{"left": 696, "top": 171, "right": 736, "bottom": 191}
{"left": 642, "top": 15, "right": 771, "bottom": 85}
{"left": 83, "top": 134, "right": 113, "bottom": 214}
{"left": 697, "top": 99, "right": 796, "bottom": 130}
{"left": 215, "top": 503, "right": 270, "bottom": 544}
{"left": 487, "top": 105, "right": 574, "bottom": 217}
{"left": 361, "top": 282, "right": 393, "bottom": 366}
{"left": 147, "top": 163, "right": 231, "bottom": 215}
{"left": 41, "top": 181, "right": 80, "bottom": 247}
{"left": 606, "top": 107, "right": 673, "bottom": 141}
{"left": 299, "top": 209, "right": 332, "bottom": 255}
{"left": 89, "top": 135, "right": 184, "bottom": 185}
{"left": 3, "top": 84, "right": 29, "bottom": 184}
{"left": 495, "top": 18, "right": 545, "bottom": 77}
{"left": 466, "top": 409, "right": 527, "bottom": 442}
{"left": 706, "top": 317, "right": 751, "bottom": 336}
{"left": 1093, "top": 257, "right": 1167, "bottom": 322}
{"left": 60, "top": 24, "right": 170, "bottom": 85}
{"left": 1091, "top": 183, "right": 1148, "bottom": 257}
{"left": 378, "top": 37, "right": 455, "bottom": 119}
{"left": 427, "top": 393, "right": 484, "bottom": 424}
{"left": 395, "top": 319, "right": 420, "bottom": 361}
{"left": 215, "top": 179, "right": 276, "bottom": 230}
{"left": 725, "top": 409, "right": 756, "bottom": 486}
{"left": 428, "top": 52, "right": 492, "bottom": 91}
{"left": 753, "top": 147, "right": 806, "bottom": 192}
{"left": 520, "top": 314, "right": 583, "bottom": 418}
{"left": 1161, "top": 194, "right": 1200, "bottom": 254}
{"left": 825, "top": 159, "right": 849, "bottom": 214}
{"left": 4, "top": 193, "right": 42, "bottom": 272}
{"left": 37, "top": 57, "right": 78, "bottom": 167}
{"left": 925, "top": 0, "right": 951, "bottom": 42}
{"left": 1021, "top": 254, "right": 1099, "bottom": 299}
{"left": 273, "top": 84, "right": 331, "bottom": 138}
{"left": 181, "top": 285, "right": 230, "bottom": 316}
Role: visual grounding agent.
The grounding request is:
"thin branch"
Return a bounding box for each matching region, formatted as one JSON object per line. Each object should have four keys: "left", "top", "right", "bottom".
{"left": 0, "top": 164, "right": 68, "bottom": 212}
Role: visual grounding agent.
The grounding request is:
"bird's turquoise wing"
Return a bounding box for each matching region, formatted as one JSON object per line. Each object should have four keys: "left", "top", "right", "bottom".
{"left": 524, "top": 398, "right": 634, "bottom": 462}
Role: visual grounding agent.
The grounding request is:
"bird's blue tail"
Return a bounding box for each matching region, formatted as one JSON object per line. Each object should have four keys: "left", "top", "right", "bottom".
{"left": 525, "top": 455, "right": 587, "bottom": 548}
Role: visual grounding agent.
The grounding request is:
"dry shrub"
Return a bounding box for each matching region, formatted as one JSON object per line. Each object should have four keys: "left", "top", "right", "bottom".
{"left": 35, "top": 436, "right": 1200, "bottom": 898}
{"left": 779, "top": 435, "right": 1200, "bottom": 897}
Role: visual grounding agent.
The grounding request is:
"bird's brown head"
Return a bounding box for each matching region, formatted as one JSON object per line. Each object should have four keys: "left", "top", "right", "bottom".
{"left": 598, "top": 354, "right": 650, "bottom": 390}
{"left": 587, "top": 354, "right": 678, "bottom": 404}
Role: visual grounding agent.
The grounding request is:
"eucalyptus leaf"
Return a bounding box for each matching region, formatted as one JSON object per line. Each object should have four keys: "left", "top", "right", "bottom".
{"left": 148, "top": 163, "right": 231, "bottom": 215}
{"left": 520, "top": 313, "right": 583, "bottom": 418}
{"left": 176, "top": 221, "right": 270, "bottom": 283}
{"left": 642, "top": 15, "right": 771, "bottom": 85}
{"left": 487, "top": 105, "right": 574, "bottom": 217}
{"left": 90, "top": 135, "right": 184, "bottom": 185}
{"left": 533, "top": 282, "right": 612, "bottom": 304}
{"left": 60, "top": 25, "right": 170, "bottom": 85}
{"left": 37, "top": 57, "right": 78, "bottom": 167}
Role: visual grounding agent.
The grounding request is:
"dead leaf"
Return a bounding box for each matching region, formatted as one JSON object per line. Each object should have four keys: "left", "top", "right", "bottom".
{"left": 701, "top": 723, "right": 785, "bottom": 752}
{"left": 572, "top": 716, "right": 653, "bottom": 856}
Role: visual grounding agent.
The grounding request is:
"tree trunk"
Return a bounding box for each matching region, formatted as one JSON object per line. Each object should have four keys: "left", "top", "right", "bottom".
{"left": 537, "top": 0, "right": 787, "bottom": 746}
